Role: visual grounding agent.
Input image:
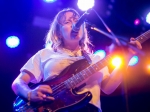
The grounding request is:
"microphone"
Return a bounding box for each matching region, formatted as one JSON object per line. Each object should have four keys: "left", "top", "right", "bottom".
{"left": 71, "top": 8, "right": 92, "bottom": 38}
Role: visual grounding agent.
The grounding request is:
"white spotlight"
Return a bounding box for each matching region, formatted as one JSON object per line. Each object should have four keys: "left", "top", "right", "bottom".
{"left": 77, "top": 0, "right": 94, "bottom": 11}
{"left": 6, "top": 36, "right": 20, "bottom": 48}
{"left": 146, "top": 12, "right": 150, "bottom": 24}
{"left": 44, "top": 0, "right": 57, "bottom": 3}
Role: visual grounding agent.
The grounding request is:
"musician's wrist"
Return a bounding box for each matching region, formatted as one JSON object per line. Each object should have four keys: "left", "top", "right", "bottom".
{"left": 27, "top": 90, "right": 32, "bottom": 104}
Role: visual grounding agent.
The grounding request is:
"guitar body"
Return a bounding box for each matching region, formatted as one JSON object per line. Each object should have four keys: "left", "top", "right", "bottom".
{"left": 13, "top": 59, "right": 92, "bottom": 112}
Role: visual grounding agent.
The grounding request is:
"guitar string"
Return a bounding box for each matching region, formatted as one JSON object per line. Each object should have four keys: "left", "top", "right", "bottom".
{"left": 137, "top": 34, "right": 147, "bottom": 42}
{"left": 19, "top": 73, "right": 83, "bottom": 111}
{"left": 49, "top": 69, "right": 91, "bottom": 92}
{"left": 17, "top": 56, "right": 111, "bottom": 111}
{"left": 22, "top": 70, "right": 92, "bottom": 111}
{"left": 40, "top": 54, "right": 115, "bottom": 95}
{"left": 27, "top": 29, "right": 150, "bottom": 111}
{"left": 20, "top": 70, "right": 92, "bottom": 111}
{"left": 136, "top": 30, "right": 150, "bottom": 43}
{"left": 50, "top": 76, "right": 76, "bottom": 93}
{"left": 20, "top": 73, "right": 86, "bottom": 111}
{"left": 43, "top": 56, "right": 111, "bottom": 94}
{"left": 53, "top": 55, "right": 110, "bottom": 93}
{"left": 16, "top": 29, "right": 150, "bottom": 111}
{"left": 19, "top": 82, "right": 68, "bottom": 111}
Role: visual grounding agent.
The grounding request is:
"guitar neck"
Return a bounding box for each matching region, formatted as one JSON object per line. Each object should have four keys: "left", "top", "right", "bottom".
{"left": 65, "top": 55, "right": 112, "bottom": 88}
{"left": 136, "top": 29, "right": 150, "bottom": 44}
{"left": 65, "top": 29, "right": 150, "bottom": 88}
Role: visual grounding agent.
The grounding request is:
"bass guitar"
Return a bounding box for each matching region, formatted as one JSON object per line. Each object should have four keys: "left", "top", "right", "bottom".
{"left": 13, "top": 29, "right": 150, "bottom": 112}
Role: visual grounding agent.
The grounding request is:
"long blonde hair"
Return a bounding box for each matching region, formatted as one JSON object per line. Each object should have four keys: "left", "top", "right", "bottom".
{"left": 45, "top": 8, "right": 93, "bottom": 53}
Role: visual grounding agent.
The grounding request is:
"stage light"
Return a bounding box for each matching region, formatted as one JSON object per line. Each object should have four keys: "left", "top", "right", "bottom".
{"left": 43, "top": 0, "right": 57, "bottom": 3}
{"left": 94, "top": 50, "right": 106, "bottom": 59}
{"left": 134, "top": 18, "right": 140, "bottom": 25}
{"left": 147, "top": 65, "right": 150, "bottom": 70}
{"left": 77, "top": 0, "right": 94, "bottom": 11}
{"left": 128, "top": 56, "right": 139, "bottom": 66}
{"left": 6, "top": 36, "right": 20, "bottom": 48}
{"left": 146, "top": 64, "right": 150, "bottom": 74}
{"left": 112, "top": 57, "right": 122, "bottom": 67}
{"left": 146, "top": 12, "right": 150, "bottom": 24}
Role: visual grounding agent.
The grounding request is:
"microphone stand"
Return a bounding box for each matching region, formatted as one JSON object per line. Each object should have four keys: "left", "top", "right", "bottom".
{"left": 87, "top": 24, "right": 144, "bottom": 55}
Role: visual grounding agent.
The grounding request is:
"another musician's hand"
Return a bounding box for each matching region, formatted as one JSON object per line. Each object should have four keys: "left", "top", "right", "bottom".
{"left": 30, "top": 85, "right": 55, "bottom": 102}
{"left": 129, "top": 37, "right": 142, "bottom": 54}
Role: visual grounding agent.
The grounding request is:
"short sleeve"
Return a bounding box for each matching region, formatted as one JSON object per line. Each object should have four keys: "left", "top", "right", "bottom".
{"left": 20, "top": 50, "right": 43, "bottom": 83}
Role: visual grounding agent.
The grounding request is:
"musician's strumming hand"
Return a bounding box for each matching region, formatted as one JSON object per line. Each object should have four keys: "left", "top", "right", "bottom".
{"left": 29, "top": 85, "right": 55, "bottom": 102}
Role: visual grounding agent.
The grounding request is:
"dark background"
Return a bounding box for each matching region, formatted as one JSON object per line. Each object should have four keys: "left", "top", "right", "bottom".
{"left": 0, "top": 0, "right": 150, "bottom": 112}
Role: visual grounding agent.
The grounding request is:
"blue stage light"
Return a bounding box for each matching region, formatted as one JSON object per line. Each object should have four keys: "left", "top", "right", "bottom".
{"left": 128, "top": 56, "right": 139, "bottom": 66}
{"left": 94, "top": 50, "right": 106, "bottom": 59}
{"left": 6, "top": 36, "right": 20, "bottom": 48}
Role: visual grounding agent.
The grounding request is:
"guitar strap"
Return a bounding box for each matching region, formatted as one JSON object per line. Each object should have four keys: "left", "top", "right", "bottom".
{"left": 81, "top": 50, "right": 92, "bottom": 64}
{"left": 72, "top": 50, "right": 92, "bottom": 91}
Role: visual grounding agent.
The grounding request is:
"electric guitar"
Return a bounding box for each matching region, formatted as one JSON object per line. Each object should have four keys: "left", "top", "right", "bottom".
{"left": 13, "top": 30, "right": 150, "bottom": 112}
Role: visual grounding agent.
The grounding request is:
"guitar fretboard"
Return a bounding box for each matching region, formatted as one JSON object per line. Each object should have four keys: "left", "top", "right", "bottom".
{"left": 136, "top": 30, "right": 150, "bottom": 44}
{"left": 65, "top": 55, "right": 112, "bottom": 88}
